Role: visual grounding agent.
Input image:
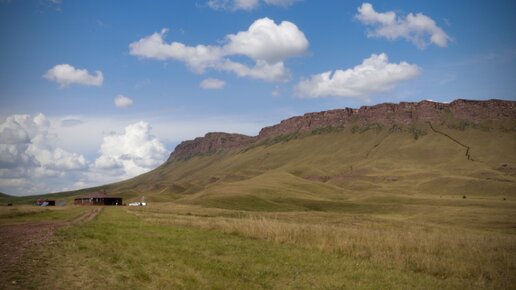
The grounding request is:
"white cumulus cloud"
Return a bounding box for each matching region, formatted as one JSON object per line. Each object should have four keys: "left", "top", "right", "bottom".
{"left": 114, "top": 95, "right": 134, "bottom": 108}
{"left": 0, "top": 114, "right": 88, "bottom": 172}
{"left": 0, "top": 114, "right": 89, "bottom": 195}
{"left": 295, "top": 53, "right": 421, "bottom": 99}
{"left": 94, "top": 122, "right": 167, "bottom": 178}
{"left": 129, "top": 17, "right": 308, "bottom": 82}
{"left": 129, "top": 28, "right": 224, "bottom": 73}
{"left": 200, "top": 78, "right": 226, "bottom": 89}
{"left": 356, "top": 3, "right": 451, "bottom": 49}
{"left": 43, "top": 64, "right": 104, "bottom": 87}
{"left": 225, "top": 18, "right": 308, "bottom": 64}
{"left": 220, "top": 59, "right": 290, "bottom": 81}
{"left": 0, "top": 115, "right": 172, "bottom": 195}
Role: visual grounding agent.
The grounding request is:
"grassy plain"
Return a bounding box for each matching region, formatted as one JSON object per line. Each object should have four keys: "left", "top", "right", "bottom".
{"left": 4, "top": 205, "right": 514, "bottom": 290}
{"left": 0, "top": 199, "right": 514, "bottom": 289}
{"left": 128, "top": 201, "right": 516, "bottom": 289}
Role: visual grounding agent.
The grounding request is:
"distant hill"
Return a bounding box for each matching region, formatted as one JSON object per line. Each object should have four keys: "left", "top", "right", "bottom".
{"left": 0, "top": 192, "right": 20, "bottom": 204}
{"left": 0, "top": 192, "right": 14, "bottom": 200}
{"left": 9, "top": 99, "right": 516, "bottom": 209}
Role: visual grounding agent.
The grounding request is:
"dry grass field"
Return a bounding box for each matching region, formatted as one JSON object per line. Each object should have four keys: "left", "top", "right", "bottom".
{"left": 128, "top": 201, "right": 516, "bottom": 289}
{"left": 0, "top": 200, "right": 514, "bottom": 289}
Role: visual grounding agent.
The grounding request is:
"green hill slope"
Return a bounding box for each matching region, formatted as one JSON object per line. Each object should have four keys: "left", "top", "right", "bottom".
{"left": 95, "top": 121, "right": 516, "bottom": 210}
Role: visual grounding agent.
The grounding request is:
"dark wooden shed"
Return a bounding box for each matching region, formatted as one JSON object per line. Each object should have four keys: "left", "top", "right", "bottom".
{"left": 74, "top": 191, "right": 122, "bottom": 206}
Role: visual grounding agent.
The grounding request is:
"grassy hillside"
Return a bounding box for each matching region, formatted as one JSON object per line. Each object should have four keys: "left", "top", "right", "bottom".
{"left": 5, "top": 121, "right": 515, "bottom": 208}
{"left": 96, "top": 122, "right": 516, "bottom": 209}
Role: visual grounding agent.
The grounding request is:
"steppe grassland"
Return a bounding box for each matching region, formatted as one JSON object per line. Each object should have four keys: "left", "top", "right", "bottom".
{"left": 1, "top": 206, "right": 463, "bottom": 290}
{"left": 0, "top": 196, "right": 514, "bottom": 289}
{"left": 129, "top": 200, "right": 516, "bottom": 289}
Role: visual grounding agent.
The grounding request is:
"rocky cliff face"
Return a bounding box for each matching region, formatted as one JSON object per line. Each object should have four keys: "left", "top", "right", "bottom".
{"left": 257, "top": 99, "right": 516, "bottom": 140}
{"left": 168, "top": 132, "right": 255, "bottom": 161}
{"left": 168, "top": 99, "right": 516, "bottom": 161}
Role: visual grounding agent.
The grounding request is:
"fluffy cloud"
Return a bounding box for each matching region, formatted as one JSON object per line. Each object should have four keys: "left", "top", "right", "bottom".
{"left": 114, "top": 95, "right": 134, "bottom": 108}
{"left": 207, "top": 0, "right": 296, "bottom": 11}
{"left": 129, "top": 29, "right": 224, "bottom": 73}
{"left": 220, "top": 59, "right": 290, "bottom": 81}
{"left": 356, "top": 3, "right": 451, "bottom": 49}
{"left": 0, "top": 114, "right": 89, "bottom": 194}
{"left": 295, "top": 53, "right": 420, "bottom": 98}
{"left": 0, "top": 114, "right": 172, "bottom": 195}
{"left": 0, "top": 119, "right": 30, "bottom": 145}
{"left": 32, "top": 147, "right": 87, "bottom": 171}
{"left": 94, "top": 122, "right": 167, "bottom": 177}
{"left": 200, "top": 78, "right": 226, "bottom": 89}
{"left": 0, "top": 114, "right": 88, "bottom": 172}
{"left": 225, "top": 18, "right": 308, "bottom": 63}
{"left": 129, "top": 17, "right": 308, "bottom": 82}
{"left": 43, "top": 64, "right": 104, "bottom": 87}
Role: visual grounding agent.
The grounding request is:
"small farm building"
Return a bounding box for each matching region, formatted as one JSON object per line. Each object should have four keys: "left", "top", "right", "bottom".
{"left": 74, "top": 191, "right": 122, "bottom": 206}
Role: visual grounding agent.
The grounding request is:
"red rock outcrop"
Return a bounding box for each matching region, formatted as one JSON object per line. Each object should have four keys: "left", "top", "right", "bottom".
{"left": 257, "top": 99, "right": 516, "bottom": 140}
{"left": 168, "top": 99, "right": 516, "bottom": 161}
{"left": 168, "top": 132, "right": 255, "bottom": 161}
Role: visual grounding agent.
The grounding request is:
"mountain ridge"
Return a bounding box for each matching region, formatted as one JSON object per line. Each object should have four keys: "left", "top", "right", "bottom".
{"left": 168, "top": 98, "right": 516, "bottom": 161}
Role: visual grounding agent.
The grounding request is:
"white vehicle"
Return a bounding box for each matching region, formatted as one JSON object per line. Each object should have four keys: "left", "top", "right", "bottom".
{"left": 128, "top": 196, "right": 147, "bottom": 206}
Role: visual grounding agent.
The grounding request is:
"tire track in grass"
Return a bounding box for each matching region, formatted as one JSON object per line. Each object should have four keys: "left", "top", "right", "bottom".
{"left": 70, "top": 207, "right": 102, "bottom": 225}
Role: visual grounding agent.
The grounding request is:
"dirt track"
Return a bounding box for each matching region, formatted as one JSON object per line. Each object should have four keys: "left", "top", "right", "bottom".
{"left": 0, "top": 207, "right": 102, "bottom": 275}
{"left": 70, "top": 207, "right": 102, "bottom": 224}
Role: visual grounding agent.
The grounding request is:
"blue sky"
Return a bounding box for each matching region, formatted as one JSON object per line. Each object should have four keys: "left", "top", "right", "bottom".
{"left": 1, "top": 0, "right": 515, "bottom": 195}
